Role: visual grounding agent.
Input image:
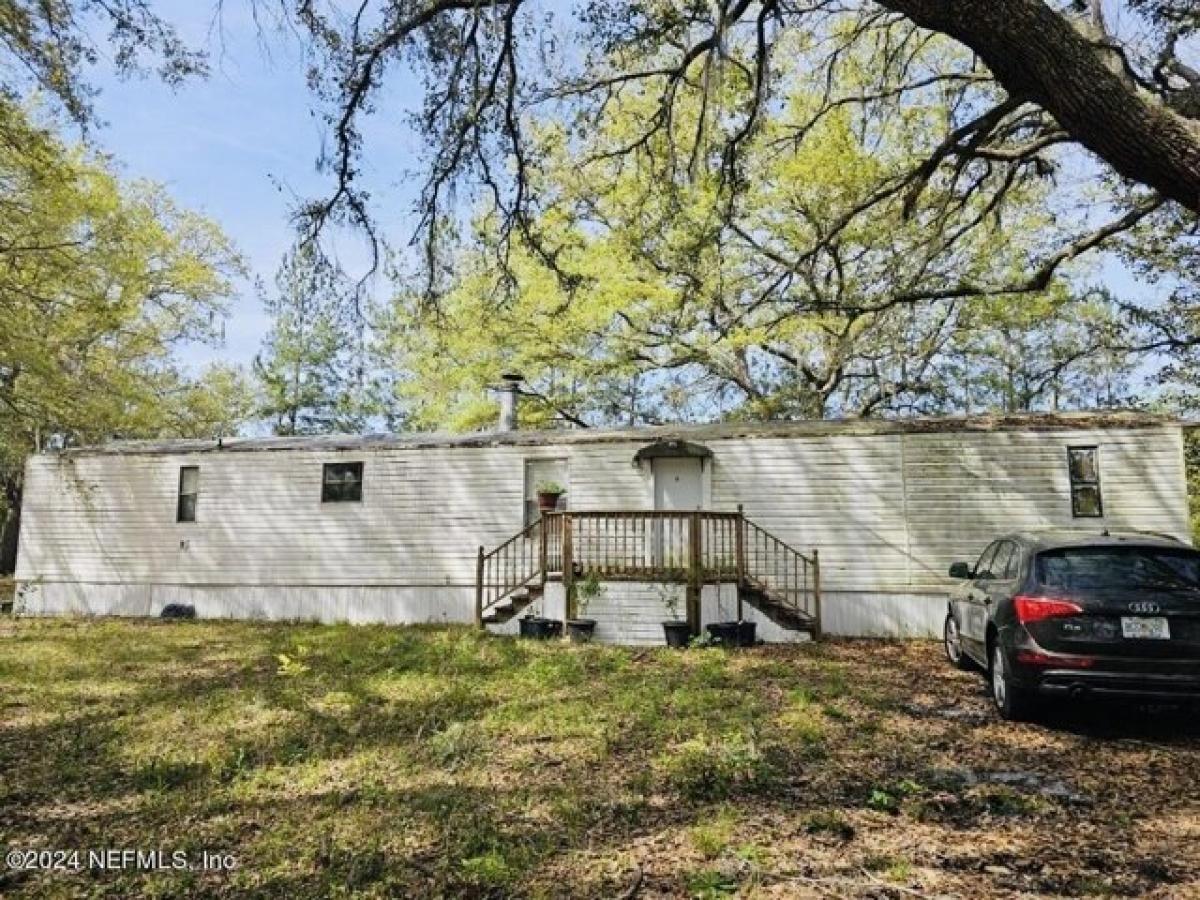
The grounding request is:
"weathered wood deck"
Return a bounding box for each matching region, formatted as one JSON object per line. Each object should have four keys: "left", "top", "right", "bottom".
{"left": 476, "top": 509, "right": 821, "bottom": 635}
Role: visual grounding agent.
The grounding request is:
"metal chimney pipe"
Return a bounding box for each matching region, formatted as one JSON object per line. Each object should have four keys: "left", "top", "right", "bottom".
{"left": 496, "top": 373, "right": 523, "bottom": 431}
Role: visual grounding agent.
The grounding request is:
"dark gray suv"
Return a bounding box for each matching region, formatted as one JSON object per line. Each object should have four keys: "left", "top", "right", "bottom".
{"left": 945, "top": 530, "right": 1200, "bottom": 720}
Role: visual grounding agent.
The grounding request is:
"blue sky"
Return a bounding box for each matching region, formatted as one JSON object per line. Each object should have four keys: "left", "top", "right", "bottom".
{"left": 86, "top": 3, "right": 421, "bottom": 369}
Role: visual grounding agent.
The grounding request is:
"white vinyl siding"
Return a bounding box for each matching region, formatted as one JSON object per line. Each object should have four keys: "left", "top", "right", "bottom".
{"left": 13, "top": 423, "right": 1190, "bottom": 634}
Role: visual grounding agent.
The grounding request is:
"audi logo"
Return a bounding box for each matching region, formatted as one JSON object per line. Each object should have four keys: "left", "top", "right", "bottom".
{"left": 1128, "top": 601, "right": 1161, "bottom": 614}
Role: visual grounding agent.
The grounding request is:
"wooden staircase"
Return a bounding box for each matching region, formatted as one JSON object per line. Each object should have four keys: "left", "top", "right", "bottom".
{"left": 475, "top": 509, "right": 821, "bottom": 638}
{"left": 738, "top": 518, "right": 821, "bottom": 637}
{"left": 740, "top": 581, "right": 818, "bottom": 634}
{"left": 481, "top": 583, "right": 540, "bottom": 625}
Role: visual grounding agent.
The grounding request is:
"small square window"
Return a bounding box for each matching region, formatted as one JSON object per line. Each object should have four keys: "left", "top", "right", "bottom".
{"left": 322, "top": 462, "right": 363, "bottom": 503}
{"left": 177, "top": 466, "right": 199, "bottom": 523}
{"left": 1067, "top": 447, "right": 1102, "bottom": 518}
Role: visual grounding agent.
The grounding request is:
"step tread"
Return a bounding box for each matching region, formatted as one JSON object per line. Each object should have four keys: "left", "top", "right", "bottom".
{"left": 740, "top": 588, "right": 817, "bottom": 632}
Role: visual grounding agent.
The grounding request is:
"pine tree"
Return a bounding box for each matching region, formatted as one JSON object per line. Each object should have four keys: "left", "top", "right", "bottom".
{"left": 254, "top": 247, "right": 366, "bottom": 435}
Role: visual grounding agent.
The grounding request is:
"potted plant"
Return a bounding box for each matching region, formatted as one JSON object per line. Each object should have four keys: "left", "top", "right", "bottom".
{"left": 706, "top": 620, "right": 757, "bottom": 646}
{"left": 705, "top": 594, "right": 757, "bottom": 647}
{"left": 536, "top": 480, "right": 565, "bottom": 512}
{"left": 660, "top": 586, "right": 691, "bottom": 648}
{"left": 736, "top": 619, "right": 758, "bottom": 647}
{"left": 519, "top": 611, "right": 562, "bottom": 640}
{"left": 566, "top": 572, "right": 601, "bottom": 643}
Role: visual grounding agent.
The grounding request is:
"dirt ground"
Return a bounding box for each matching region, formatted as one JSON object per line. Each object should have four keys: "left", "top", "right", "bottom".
{"left": 0, "top": 619, "right": 1197, "bottom": 898}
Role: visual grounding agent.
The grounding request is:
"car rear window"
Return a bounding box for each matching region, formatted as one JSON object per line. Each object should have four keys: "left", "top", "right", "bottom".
{"left": 1035, "top": 547, "right": 1200, "bottom": 592}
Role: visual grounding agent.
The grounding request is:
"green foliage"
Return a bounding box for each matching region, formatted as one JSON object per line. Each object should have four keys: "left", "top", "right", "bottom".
{"left": 0, "top": 2, "right": 204, "bottom": 127}
{"left": 657, "top": 582, "right": 683, "bottom": 622}
{"left": 1184, "top": 427, "right": 1200, "bottom": 544}
{"left": 689, "top": 807, "right": 739, "bottom": 859}
{"left": 687, "top": 868, "right": 740, "bottom": 898}
{"left": 378, "top": 32, "right": 1137, "bottom": 429}
{"left": 660, "top": 732, "right": 776, "bottom": 801}
{"left": 535, "top": 480, "right": 565, "bottom": 494}
{"left": 2, "top": 619, "right": 1189, "bottom": 897}
{"left": 458, "top": 850, "right": 515, "bottom": 888}
{"left": 426, "top": 721, "right": 486, "bottom": 769}
{"left": 573, "top": 572, "right": 605, "bottom": 616}
{"left": 254, "top": 246, "right": 374, "bottom": 435}
{"left": 0, "top": 101, "right": 249, "bottom": 569}
{"left": 866, "top": 788, "right": 900, "bottom": 814}
{"left": 275, "top": 647, "right": 311, "bottom": 677}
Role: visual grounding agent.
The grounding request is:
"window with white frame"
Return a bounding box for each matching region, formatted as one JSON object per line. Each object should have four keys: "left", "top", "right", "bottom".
{"left": 177, "top": 466, "right": 199, "bottom": 522}
{"left": 1067, "top": 446, "right": 1102, "bottom": 518}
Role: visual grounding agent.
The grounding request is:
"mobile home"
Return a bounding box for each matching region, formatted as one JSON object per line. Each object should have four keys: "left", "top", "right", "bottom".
{"left": 13, "top": 410, "right": 1190, "bottom": 643}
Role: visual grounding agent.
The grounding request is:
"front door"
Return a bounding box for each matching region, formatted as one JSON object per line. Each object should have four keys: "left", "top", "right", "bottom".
{"left": 653, "top": 458, "right": 703, "bottom": 510}
{"left": 651, "top": 458, "right": 703, "bottom": 575}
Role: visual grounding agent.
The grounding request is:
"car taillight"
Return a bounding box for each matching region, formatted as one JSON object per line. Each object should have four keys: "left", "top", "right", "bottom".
{"left": 1013, "top": 595, "right": 1083, "bottom": 624}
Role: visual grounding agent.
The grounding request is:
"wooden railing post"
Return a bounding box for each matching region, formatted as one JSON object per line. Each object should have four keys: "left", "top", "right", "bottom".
{"left": 475, "top": 546, "right": 485, "bottom": 628}
{"left": 562, "top": 514, "right": 575, "bottom": 621}
{"left": 735, "top": 505, "right": 746, "bottom": 621}
{"left": 686, "top": 511, "right": 702, "bottom": 634}
{"left": 539, "top": 514, "right": 549, "bottom": 586}
{"left": 811, "top": 548, "right": 822, "bottom": 639}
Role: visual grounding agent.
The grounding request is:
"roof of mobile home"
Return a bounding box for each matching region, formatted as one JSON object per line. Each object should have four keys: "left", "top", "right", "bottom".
{"left": 49, "top": 410, "right": 1180, "bottom": 457}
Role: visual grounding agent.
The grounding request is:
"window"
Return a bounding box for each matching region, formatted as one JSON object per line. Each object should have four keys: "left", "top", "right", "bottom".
{"left": 995, "top": 541, "right": 1022, "bottom": 580}
{"left": 973, "top": 542, "right": 1001, "bottom": 579}
{"left": 1035, "top": 547, "right": 1200, "bottom": 594}
{"left": 177, "top": 466, "right": 199, "bottom": 523}
{"left": 322, "top": 462, "right": 364, "bottom": 503}
{"left": 1067, "top": 447, "right": 1103, "bottom": 518}
{"left": 524, "top": 458, "right": 567, "bottom": 525}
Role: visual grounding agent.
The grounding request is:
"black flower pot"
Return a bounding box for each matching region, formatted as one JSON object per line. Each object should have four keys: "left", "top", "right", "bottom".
{"left": 566, "top": 618, "right": 597, "bottom": 643}
{"left": 706, "top": 621, "right": 741, "bottom": 646}
{"left": 662, "top": 621, "right": 691, "bottom": 648}
{"left": 519, "top": 616, "right": 562, "bottom": 639}
{"left": 737, "top": 620, "right": 757, "bottom": 647}
{"left": 518, "top": 616, "right": 541, "bottom": 638}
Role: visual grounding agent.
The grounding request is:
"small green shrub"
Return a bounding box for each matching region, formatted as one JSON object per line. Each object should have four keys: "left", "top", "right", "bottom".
{"left": 662, "top": 733, "right": 776, "bottom": 801}
{"left": 980, "top": 786, "right": 1049, "bottom": 816}
{"left": 459, "top": 850, "right": 514, "bottom": 887}
{"left": 687, "top": 868, "right": 739, "bottom": 898}
{"left": 863, "top": 853, "right": 913, "bottom": 881}
{"left": 866, "top": 788, "right": 899, "bottom": 814}
{"left": 275, "top": 651, "right": 311, "bottom": 677}
{"left": 574, "top": 572, "right": 605, "bottom": 616}
{"left": 689, "top": 807, "right": 738, "bottom": 859}
{"left": 427, "top": 721, "right": 485, "bottom": 768}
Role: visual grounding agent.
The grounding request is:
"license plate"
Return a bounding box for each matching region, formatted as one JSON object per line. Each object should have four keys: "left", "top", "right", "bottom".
{"left": 1121, "top": 617, "right": 1170, "bottom": 640}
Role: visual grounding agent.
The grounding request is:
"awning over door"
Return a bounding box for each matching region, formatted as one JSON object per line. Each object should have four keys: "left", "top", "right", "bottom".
{"left": 633, "top": 439, "right": 713, "bottom": 464}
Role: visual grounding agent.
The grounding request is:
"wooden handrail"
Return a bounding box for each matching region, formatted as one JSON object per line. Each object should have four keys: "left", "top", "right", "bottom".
{"left": 475, "top": 509, "right": 822, "bottom": 635}
{"left": 477, "top": 518, "right": 543, "bottom": 621}
{"left": 742, "top": 518, "right": 821, "bottom": 631}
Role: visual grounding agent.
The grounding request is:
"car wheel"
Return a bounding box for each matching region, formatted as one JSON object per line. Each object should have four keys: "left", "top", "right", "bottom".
{"left": 990, "top": 642, "right": 1036, "bottom": 721}
{"left": 943, "top": 613, "right": 974, "bottom": 671}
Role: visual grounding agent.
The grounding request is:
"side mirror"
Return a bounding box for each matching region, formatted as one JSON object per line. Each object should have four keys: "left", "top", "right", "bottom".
{"left": 948, "top": 562, "right": 972, "bottom": 579}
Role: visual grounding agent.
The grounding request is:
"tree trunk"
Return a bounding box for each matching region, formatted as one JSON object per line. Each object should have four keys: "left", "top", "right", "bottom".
{"left": 0, "top": 480, "right": 21, "bottom": 576}
{"left": 881, "top": 0, "right": 1200, "bottom": 212}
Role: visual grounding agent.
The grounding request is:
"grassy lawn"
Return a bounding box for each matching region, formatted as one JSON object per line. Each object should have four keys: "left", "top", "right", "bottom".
{"left": 0, "top": 620, "right": 1197, "bottom": 898}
